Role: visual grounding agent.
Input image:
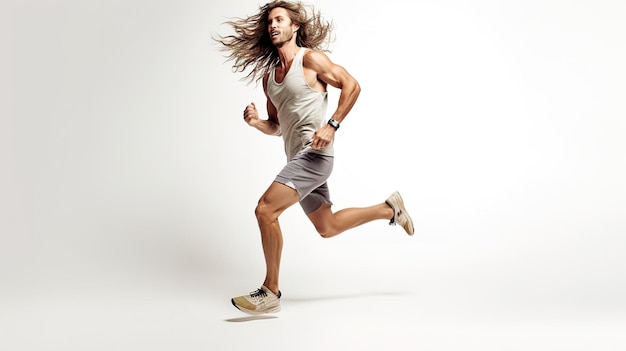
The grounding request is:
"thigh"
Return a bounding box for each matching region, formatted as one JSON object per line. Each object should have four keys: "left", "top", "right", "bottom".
{"left": 258, "top": 181, "right": 300, "bottom": 214}
{"left": 300, "top": 182, "right": 333, "bottom": 215}
{"left": 306, "top": 202, "right": 333, "bottom": 228}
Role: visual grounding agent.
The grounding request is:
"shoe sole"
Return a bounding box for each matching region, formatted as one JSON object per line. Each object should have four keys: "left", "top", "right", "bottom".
{"left": 389, "top": 191, "right": 414, "bottom": 235}
{"left": 231, "top": 299, "right": 281, "bottom": 315}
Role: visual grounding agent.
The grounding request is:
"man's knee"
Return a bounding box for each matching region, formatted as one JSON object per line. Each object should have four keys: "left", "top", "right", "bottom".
{"left": 255, "top": 200, "right": 272, "bottom": 222}
{"left": 256, "top": 197, "right": 286, "bottom": 224}
{"left": 312, "top": 221, "right": 337, "bottom": 238}
{"left": 308, "top": 205, "right": 338, "bottom": 238}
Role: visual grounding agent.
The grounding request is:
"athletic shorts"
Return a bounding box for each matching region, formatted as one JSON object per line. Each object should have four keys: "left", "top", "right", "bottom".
{"left": 274, "top": 152, "right": 334, "bottom": 214}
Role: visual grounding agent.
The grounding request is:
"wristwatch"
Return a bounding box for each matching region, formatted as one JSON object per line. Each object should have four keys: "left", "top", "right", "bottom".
{"left": 327, "top": 118, "right": 340, "bottom": 130}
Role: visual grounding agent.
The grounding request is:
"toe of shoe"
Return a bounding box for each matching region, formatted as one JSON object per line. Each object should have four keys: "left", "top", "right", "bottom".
{"left": 401, "top": 217, "right": 415, "bottom": 235}
{"left": 232, "top": 297, "right": 256, "bottom": 311}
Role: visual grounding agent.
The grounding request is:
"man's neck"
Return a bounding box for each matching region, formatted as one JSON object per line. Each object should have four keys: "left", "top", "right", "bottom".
{"left": 277, "top": 43, "right": 300, "bottom": 68}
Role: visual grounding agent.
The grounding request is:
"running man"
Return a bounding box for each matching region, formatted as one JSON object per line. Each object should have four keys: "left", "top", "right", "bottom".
{"left": 216, "top": 0, "right": 414, "bottom": 315}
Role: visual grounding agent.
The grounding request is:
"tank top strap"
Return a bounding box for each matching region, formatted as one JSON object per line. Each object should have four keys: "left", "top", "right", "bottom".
{"left": 268, "top": 48, "right": 307, "bottom": 82}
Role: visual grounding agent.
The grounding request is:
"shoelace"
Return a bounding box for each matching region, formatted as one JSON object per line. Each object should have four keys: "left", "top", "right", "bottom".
{"left": 250, "top": 288, "right": 267, "bottom": 299}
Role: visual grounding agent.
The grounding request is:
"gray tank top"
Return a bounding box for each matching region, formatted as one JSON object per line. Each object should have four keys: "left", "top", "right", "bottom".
{"left": 267, "top": 48, "right": 333, "bottom": 161}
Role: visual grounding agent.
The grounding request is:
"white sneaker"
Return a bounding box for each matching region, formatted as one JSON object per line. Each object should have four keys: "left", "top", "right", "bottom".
{"left": 386, "top": 191, "right": 415, "bottom": 235}
{"left": 231, "top": 285, "right": 281, "bottom": 315}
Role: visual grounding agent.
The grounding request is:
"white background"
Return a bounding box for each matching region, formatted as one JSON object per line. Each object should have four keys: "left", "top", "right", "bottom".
{"left": 2, "top": 0, "right": 625, "bottom": 350}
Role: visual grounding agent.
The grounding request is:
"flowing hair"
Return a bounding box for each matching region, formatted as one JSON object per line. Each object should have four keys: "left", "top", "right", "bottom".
{"left": 214, "top": 0, "right": 334, "bottom": 84}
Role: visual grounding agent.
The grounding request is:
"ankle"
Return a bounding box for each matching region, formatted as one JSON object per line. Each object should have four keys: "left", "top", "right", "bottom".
{"left": 382, "top": 202, "right": 394, "bottom": 220}
{"left": 263, "top": 284, "right": 280, "bottom": 296}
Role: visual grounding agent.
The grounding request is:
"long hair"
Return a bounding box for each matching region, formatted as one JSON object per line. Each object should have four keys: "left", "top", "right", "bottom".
{"left": 215, "top": 1, "right": 334, "bottom": 84}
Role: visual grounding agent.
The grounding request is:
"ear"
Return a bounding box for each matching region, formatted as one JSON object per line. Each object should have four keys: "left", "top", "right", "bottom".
{"left": 293, "top": 23, "right": 300, "bottom": 32}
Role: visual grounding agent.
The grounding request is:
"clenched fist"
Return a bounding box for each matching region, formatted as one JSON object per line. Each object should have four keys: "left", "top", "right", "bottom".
{"left": 243, "top": 102, "right": 259, "bottom": 126}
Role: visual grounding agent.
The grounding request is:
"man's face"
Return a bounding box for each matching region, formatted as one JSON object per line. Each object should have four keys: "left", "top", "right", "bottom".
{"left": 267, "top": 7, "right": 298, "bottom": 47}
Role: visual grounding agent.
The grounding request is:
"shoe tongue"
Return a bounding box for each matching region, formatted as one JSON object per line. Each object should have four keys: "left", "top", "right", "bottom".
{"left": 262, "top": 285, "right": 280, "bottom": 297}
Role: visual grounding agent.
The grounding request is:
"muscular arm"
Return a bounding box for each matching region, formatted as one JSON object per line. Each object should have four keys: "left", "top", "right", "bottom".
{"left": 304, "top": 50, "right": 361, "bottom": 149}
{"left": 242, "top": 74, "right": 281, "bottom": 136}
{"left": 304, "top": 50, "right": 361, "bottom": 125}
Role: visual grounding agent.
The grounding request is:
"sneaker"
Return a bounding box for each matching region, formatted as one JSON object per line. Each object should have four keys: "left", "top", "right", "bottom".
{"left": 231, "top": 285, "right": 281, "bottom": 315}
{"left": 385, "top": 191, "right": 415, "bottom": 235}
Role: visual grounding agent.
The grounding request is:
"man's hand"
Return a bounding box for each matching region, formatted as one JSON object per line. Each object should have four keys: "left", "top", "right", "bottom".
{"left": 311, "top": 124, "right": 335, "bottom": 150}
{"left": 243, "top": 102, "right": 259, "bottom": 127}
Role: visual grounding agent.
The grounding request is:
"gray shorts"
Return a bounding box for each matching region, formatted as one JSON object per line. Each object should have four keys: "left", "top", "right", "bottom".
{"left": 275, "top": 152, "right": 334, "bottom": 214}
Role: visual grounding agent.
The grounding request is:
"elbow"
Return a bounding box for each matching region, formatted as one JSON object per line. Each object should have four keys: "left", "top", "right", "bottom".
{"left": 352, "top": 79, "right": 361, "bottom": 98}
{"left": 273, "top": 126, "right": 282, "bottom": 137}
{"left": 270, "top": 120, "right": 281, "bottom": 136}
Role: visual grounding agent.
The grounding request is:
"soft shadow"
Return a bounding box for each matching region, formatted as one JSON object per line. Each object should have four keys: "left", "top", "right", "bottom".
{"left": 224, "top": 315, "right": 279, "bottom": 323}
{"left": 282, "top": 291, "right": 412, "bottom": 303}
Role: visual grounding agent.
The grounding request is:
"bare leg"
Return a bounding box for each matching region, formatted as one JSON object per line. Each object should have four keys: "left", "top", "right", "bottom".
{"left": 307, "top": 202, "right": 394, "bottom": 238}
{"left": 255, "top": 181, "right": 299, "bottom": 295}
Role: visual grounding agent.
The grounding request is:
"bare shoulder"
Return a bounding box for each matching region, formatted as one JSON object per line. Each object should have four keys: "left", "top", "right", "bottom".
{"left": 303, "top": 49, "right": 333, "bottom": 69}
{"left": 302, "top": 49, "right": 354, "bottom": 89}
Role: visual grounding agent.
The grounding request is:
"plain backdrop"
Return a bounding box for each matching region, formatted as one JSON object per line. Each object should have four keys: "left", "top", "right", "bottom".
{"left": 2, "top": 0, "right": 626, "bottom": 350}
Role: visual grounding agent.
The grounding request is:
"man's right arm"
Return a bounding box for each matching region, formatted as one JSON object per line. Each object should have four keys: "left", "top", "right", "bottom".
{"left": 242, "top": 74, "right": 281, "bottom": 136}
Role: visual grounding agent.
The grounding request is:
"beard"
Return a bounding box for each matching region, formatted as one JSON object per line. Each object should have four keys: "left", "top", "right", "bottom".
{"left": 272, "top": 30, "right": 295, "bottom": 48}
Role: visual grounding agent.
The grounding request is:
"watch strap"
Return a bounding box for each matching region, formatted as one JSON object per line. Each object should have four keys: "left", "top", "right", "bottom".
{"left": 327, "top": 118, "right": 340, "bottom": 130}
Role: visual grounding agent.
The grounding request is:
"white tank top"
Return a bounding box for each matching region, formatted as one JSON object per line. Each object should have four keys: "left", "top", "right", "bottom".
{"left": 267, "top": 48, "right": 333, "bottom": 161}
